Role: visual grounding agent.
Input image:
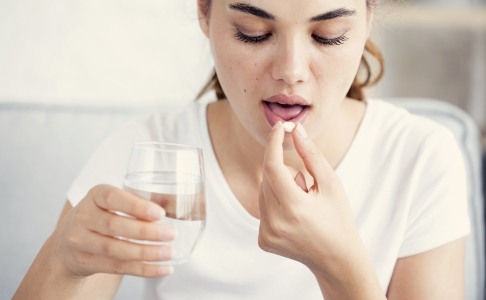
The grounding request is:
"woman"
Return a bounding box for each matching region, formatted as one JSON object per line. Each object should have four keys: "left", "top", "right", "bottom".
{"left": 14, "top": 0, "right": 469, "bottom": 299}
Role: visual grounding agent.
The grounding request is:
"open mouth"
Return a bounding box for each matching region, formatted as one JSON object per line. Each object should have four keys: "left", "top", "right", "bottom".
{"left": 262, "top": 96, "right": 310, "bottom": 127}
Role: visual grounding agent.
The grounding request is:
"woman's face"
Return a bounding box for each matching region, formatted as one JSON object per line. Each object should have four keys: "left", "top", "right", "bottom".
{"left": 199, "top": 0, "right": 372, "bottom": 146}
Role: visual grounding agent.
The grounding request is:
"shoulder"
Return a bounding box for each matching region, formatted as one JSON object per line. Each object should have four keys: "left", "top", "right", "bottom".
{"left": 360, "top": 99, "right": 465, "bottom": 183}
{"left": 364, "top": 99, "right": 456, "bottom": 151}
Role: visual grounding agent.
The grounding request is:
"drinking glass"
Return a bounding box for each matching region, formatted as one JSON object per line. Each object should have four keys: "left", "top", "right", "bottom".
{"left": 123, "top": 142, "right": 206, "bottom": 264}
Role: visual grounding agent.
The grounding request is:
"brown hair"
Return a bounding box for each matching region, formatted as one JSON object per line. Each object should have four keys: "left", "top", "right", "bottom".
{"left": 196, "top": 0, "right": 384, "bottom": 101}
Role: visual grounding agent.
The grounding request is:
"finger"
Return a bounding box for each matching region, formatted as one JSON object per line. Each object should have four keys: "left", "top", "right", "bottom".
{"left": 260, "top": 173, "right": 282, "bottom": 208}
{"left": 88, "top": 209, "right": 176, "bottom": 242}
{"left": 76, "top": 251, "right": 174, "bottom": 278}
{"left": 292, "top": 123, "right": 334, "bottom": 187}
{"left": 264, "top": 121, "right": 285, "bottom": 166}
{"left": 76, "top": 229, "right": 173, "bottom": 262}
{"left": 91, "top": 185, "right": 165, "bottom": 222}
{"left": 258, "top": 183, "right": 268, "bottom": 218}
{"left": 263, "top": 122, "right": 296, "bottom": 190}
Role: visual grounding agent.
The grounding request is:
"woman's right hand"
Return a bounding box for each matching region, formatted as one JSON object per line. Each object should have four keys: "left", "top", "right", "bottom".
{"left": 50, "top": 184, "right": 175, "bottom": 279}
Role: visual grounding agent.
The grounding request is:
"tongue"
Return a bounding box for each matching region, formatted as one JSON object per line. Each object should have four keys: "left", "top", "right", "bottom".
{"left": 266, "top": 102, "right": 304, "bottom": 121}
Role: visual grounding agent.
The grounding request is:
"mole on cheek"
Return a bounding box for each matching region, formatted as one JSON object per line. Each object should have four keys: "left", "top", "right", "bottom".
{"left": 243, "top": 88, "right": 247, "bottom": 93}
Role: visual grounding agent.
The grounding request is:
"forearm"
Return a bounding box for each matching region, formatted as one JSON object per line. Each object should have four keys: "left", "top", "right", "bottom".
{"left": 13, "top": 236, "right": 88, "bottom": 300}
{"left": 311, "top": 246, "right": 386, "bottom": 300}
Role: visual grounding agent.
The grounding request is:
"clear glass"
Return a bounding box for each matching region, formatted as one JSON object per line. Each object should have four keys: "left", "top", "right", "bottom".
{"left": 123, "top": 142, "right": 206, "bottom": 265}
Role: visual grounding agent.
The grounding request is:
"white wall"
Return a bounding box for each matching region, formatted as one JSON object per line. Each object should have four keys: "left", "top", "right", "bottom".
{"left": 0, "top": 0, "right": 213, "bottom": 106}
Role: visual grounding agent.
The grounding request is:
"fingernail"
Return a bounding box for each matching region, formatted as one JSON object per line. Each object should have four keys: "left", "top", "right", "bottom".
{"left": 272, "top": 121, "right": 282, "bottom": 130}
{"left": 296, "top": 123, "right": 308, "bottom": 138}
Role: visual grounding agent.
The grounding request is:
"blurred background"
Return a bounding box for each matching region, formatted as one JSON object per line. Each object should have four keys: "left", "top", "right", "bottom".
{"left": 0, "top": 0, "right": 212, "bottom": 107}
{"left": 372, "top": 0, "right": 486, "bottom": 149}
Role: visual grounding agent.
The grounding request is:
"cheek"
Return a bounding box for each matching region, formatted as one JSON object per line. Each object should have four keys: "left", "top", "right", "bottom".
{"left": 213, "top": 42, "right": 264, "bottom": 95}
{"left": 319, "top": 41, "right": 366, "bottom": 91}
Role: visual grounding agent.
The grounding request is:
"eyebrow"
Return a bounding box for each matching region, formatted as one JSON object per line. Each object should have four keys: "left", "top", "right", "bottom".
{"left": 309, "top": 8, "right": 357, "bottom": 22}
{"left": 228, "top": 3, "right": 275, "bottom": 20}
{"left": 228, "top": 3, "right": 356, "bottom": 22}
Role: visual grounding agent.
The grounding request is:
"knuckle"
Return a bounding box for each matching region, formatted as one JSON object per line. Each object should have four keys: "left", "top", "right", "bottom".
{"left": 258, "top": 234, "right": 274, "bottom": 253}
{"left": 88, "top": 184, "right": 109, "bottom": 202}
{"left": 138, "top": 224, "right": 151, "bottom": 240}
{"left": 86, "top": 185, "right": 100, "bottom": 198}
{"left": 139, "top": 245, "right": 154, "bottom": 261}
{"left": 65, "top": 234, "right": 79, "bottom": 249}
{"left": 129, "top": 198, "right": 146, "bottom": 217}
{"left": 257, "top": 235, "right": 268, "bottom": 251}
{"left": 103, "top": 188, "right": 119, "bottom": 208}
{"left": 263, "top": 160, "right": 280, "bottom": 175}
{"left": 105, "top": 216, "right": 118, "bottom": 234}
{"left": 112, "top": 260, "right": 125, "bottom": 275}
{"left": 101, "top": 240, "right": 116, "bottom": 257}
{"left": 73, "top": 252, "right": 91, "bottom": 269}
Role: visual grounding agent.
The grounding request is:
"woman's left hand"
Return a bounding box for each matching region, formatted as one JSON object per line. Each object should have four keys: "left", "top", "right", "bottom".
{"left": 258, "top": 121, "right": 363, "bottom": 273}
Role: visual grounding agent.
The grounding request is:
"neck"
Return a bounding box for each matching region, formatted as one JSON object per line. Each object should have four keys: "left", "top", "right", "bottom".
{"left": 207, "top": 100, "right": 266, "bottom": 186}
{"left": 206, "top": 98, "right": 366, "bottom": 218}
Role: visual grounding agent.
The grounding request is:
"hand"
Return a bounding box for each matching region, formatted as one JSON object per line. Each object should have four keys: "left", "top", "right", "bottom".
{"left": 50, "top": 185, "right": 175, "bottom": 278}
{"left": 258, "top": 122, "right": 361, "bottom": 271}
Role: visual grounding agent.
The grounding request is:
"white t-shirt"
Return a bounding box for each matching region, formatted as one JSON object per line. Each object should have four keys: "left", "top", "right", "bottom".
{"left": 67, "top": 99, "right": 470, "bottom": 299}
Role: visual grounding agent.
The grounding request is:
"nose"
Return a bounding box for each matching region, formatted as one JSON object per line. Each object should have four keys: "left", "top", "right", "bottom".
{"left": 270, "top": 35, "right": 310, "bottom": 85}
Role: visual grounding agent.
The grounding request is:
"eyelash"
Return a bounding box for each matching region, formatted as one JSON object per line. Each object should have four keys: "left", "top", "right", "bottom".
{"left": 234, "top": 30, "right": 348, "bottom": 46}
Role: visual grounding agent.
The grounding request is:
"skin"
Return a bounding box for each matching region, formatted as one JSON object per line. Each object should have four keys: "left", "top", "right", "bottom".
{"left": 14, "top": 0, "right": 466, "bottom": 299}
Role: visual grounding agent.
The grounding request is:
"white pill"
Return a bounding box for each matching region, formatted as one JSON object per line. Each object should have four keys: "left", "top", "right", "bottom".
{"left": 282, "top": 122, "right": 296, "bottom": 132}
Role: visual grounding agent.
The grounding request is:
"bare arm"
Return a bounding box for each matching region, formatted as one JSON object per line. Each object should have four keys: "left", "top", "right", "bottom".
{"left": 387, "top": 238, "right": 466, "bottom": 300}
{"left": 14, "top": 185, "right": 175, "bottom": 299}
{"left": 13, "top": 202, "right": 122, "bottom": 299}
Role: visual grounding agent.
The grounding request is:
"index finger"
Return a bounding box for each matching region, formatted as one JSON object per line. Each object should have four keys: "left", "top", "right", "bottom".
{"left": 90, "top": 185, "right": 165, "bottom": 221}
{"left": 263, "top": 122, "right": 296, "bottom": 188}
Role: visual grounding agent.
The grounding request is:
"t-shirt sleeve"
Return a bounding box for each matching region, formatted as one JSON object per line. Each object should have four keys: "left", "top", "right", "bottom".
{"left": 66, "top": 118, "right": 154, "bottom": 207}
{"left": 398, "top": 128, "right": 471, "bottom": 257}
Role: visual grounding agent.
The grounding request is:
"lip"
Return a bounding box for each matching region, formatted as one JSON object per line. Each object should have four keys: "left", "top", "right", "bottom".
{"left": 262, "top": 94, "right": 311, "bottom": 127}
{"left": 264, "top": 94, "right": 311, "bottom": 106}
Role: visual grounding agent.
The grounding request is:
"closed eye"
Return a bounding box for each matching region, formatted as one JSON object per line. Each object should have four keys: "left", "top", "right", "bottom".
{"left": 234, "top": 29, "right": 348, "bottom": 47}
{"left": 234, "top": 30, "right": 272, "bottom": 44}
{"left": 312, "top": 34, "right": 348, "bottom": 46}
